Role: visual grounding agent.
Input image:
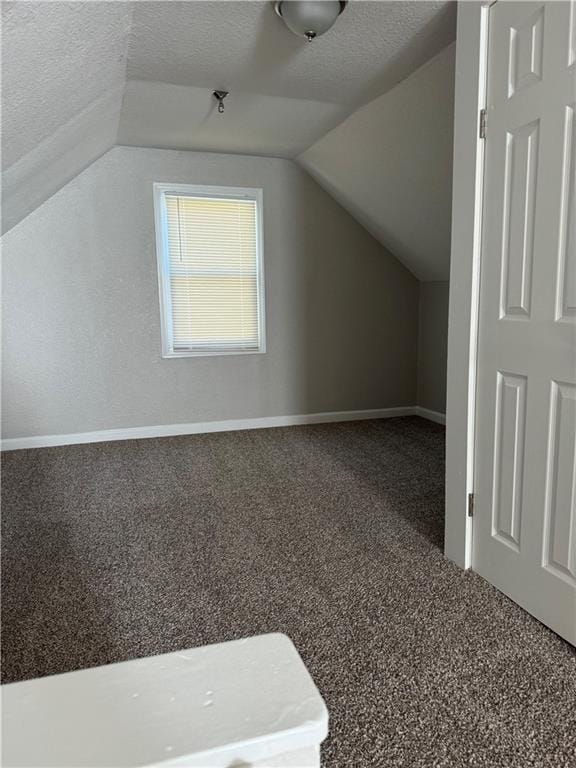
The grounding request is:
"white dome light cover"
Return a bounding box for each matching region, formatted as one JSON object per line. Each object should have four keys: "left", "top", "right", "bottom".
{"left": 274, "top": 1, "right": 347, "bottom": 42}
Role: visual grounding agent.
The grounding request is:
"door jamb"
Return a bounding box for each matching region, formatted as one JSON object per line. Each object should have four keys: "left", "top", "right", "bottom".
{"left": 444, "top": 1, "right": 492, "bottom": 569}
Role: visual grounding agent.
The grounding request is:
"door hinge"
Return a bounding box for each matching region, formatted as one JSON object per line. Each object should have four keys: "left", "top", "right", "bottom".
{"left": 479, "top": 108, "right": 487, "bottom": 139}
{"left": 468, "top": 492, "right": 475, "bottom": 517}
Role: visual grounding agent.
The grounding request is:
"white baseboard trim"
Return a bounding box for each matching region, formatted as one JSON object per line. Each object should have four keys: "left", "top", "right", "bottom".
{"left": 2, "top": 406, "right": 422, "bottom": 451}
{"left": 413, "top": 406, "right": 446, "bottom": 425}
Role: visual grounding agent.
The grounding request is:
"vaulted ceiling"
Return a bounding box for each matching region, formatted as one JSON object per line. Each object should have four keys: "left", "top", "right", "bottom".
{"left": 1, "top": 0, "right": 456, "bottom": 278}
{"left": 301, "top": 43, "right": 455, "bottom": 281}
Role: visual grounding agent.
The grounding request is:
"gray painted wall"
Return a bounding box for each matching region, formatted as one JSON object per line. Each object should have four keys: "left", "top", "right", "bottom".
{"left": 417, "top": 281, "right": 449, "bottom": 413}
{"left": 1, "top": 146, "right": 419, "bottom": 440}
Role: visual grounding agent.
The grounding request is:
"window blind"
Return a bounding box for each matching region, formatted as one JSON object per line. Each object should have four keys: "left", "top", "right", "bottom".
{"left": 157, "top": 190, "right": 263, "bottom": 356}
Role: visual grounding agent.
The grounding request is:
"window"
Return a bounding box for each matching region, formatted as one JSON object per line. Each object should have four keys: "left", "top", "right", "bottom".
{"left": 153, "top": 183, "right": 265, "bottom": 357}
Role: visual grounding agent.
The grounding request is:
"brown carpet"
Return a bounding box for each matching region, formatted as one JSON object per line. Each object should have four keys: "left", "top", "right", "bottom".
{"left": 2, "top": 416, "right": 575, "bottom": 767}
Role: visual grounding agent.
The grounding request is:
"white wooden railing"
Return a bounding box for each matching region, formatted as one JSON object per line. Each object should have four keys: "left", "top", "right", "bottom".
{"left": 2, "top": 633, "right": 328, "bottom": 767}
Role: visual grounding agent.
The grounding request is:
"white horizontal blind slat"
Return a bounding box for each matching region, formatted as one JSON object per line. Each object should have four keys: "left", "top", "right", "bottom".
{"left": 163, "top": 193, "right": 261, "bottom": 352}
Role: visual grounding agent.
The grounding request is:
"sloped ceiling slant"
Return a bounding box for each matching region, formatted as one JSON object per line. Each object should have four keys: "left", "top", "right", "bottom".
{"left": 1, "top": 0, "right": 456, "bottom": 258}
{"left": 1, "top": 1, "right": 134, "bottom": 234}
{"left": 299, "top": 43, "right": 456, "bottom": 281}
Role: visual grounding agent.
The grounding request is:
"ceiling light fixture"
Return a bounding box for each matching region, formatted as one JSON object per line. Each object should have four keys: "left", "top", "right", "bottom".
{"left": 273, "top": 1, "right": 347, "bottom": 42}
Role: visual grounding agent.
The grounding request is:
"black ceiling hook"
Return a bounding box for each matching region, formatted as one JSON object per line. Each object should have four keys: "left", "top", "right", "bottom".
{"left": 213, "top": 90, "right": 229, "bottom": 114}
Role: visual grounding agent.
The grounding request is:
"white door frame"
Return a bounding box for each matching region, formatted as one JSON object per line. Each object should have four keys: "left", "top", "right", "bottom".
{"left": 445, "top": 0, "right": 493, "bottom": 568}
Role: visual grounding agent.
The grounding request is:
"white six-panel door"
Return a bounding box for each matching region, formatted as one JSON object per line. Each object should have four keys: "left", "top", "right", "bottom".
{"left": 474, "top": 0, "right": 576, "bottom": 645}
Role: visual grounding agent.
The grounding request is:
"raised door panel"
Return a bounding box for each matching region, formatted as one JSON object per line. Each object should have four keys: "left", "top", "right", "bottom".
{"left": 543, "top": 381, "right": 576, "bottom": 585}
{"left": 569, "top": 0, "right": 575, "bottom": 68}
{"left": 491, "top": 372, "right": 528, "bottom": 551}
{"left": 500, "top": 121, "right": 540, "bottom": 319}
{"left": 508, "top": 5, "right": 545, "bottom": 97}
{"left": 556, "top": 104, "right": 576, "bottom": 321}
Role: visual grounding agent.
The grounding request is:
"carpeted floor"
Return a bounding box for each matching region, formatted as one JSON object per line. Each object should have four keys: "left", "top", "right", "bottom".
{"left": 2, "top": 416, "right": 575, "bottom": 767}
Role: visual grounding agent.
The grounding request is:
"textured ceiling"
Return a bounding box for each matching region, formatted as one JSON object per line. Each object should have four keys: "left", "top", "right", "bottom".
{"left": 116, "top": 0, "right": 455, "bottom": 162}
{"left": 1, "top": 1, "right": 132, "bottom": 169}
{"left": 127, "top": 1, "right": 456, "bottom": 107}
{"left": 300, "top": 44, "right": 456, "bottom": 281}
{"left": 2, "top": 0, "right": 457, "bottom": 256}
{"left": 2, "top": 0, "right": 456, "bottom": 174}
{"left": 2, "top": 87, "right": 124, "bottom": 234}
{"left": 117, "top": 81, "right": 348, "bottom": 157}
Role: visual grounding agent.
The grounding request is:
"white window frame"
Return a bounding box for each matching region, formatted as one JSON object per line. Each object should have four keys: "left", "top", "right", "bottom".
{"left": 153, "top": 182, "right": 266, "bottom": 358}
